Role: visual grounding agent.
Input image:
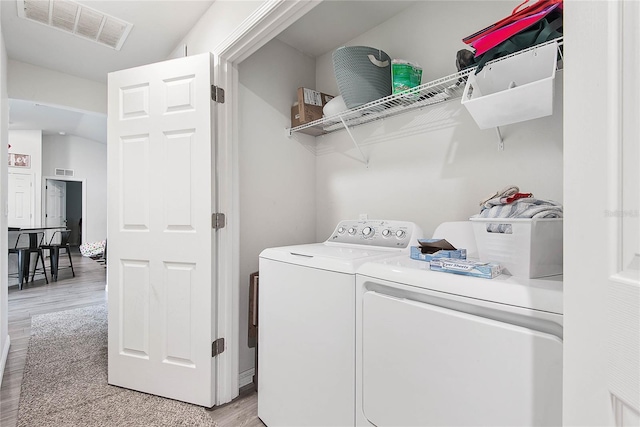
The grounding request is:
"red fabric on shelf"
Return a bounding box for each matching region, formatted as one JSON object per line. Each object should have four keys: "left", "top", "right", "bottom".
{"left": 462, "top": 0, "right": 562, "bottom": 46}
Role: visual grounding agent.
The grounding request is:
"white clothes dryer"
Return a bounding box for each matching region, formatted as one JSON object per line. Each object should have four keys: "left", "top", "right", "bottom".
{"left": 355, "top": 222, "right": 563, "bottom": 427}
{"left": 258, "top": 220, "right": 423, "bottom": 427}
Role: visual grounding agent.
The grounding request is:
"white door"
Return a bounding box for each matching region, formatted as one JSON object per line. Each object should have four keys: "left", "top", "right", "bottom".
{"left": 7, "top": 172, "right": 33, "bottom": 228}
{"left": 107, "top": 53, "right": 219, "bottom": 407}
{"left": 565, "top": 1, "right": 640, "bottom": 425}
{"left": 45, "top": 179, "right": 67, "bottom": 243}
{"left": 606, "top": 2, "right": 640, "bottom": 424}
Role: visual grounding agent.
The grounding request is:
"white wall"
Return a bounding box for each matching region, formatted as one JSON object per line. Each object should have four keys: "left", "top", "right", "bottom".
{"left": 41, "top": 134, "right": 107, "bottom": 244}
{"left": 0, "top": 10, "right": 10, "bottom": 386}
{"left": 8, "top": 60, "right": 106, "bottom": 114}
{"left": 237, "top": 37, "right": 317, "bottom": 374}
{"left": 171, "top": 0, "right": 263, "bottom": 56}
{"left": 312, "top": 1, "right": 563, "bottom": 238}
{"left": 8, "top": 130, "right": 43, "bottom": 227}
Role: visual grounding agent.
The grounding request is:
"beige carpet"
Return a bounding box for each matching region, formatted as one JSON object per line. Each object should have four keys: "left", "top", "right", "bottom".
{"left": 17, "top": 305, "right": 217, "bottom": 427}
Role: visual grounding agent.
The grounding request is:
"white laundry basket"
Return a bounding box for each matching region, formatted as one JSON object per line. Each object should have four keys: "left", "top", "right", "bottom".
{"left": 470, "top": 217, "right": 563, "bottom": 278}
{"left": 462, "top": 41, "right": 559, "bottom": 129}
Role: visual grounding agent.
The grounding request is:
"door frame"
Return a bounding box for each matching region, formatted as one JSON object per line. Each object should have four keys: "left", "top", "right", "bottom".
{"left": 42, "top": 176, "right": 86, "bottom": 246}
{"left": 212, "top": 0, "right": 320, "bottom": 404}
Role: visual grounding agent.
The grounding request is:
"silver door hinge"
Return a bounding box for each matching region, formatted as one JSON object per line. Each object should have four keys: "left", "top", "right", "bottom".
{"left": 212, "top": 213, "right": 226, "bottom": 230}
{"left": 211, "top": 85, "right": 225, "bottom": 103}
{"left": 212, "top": 338, "right": 225, "bottom": 357}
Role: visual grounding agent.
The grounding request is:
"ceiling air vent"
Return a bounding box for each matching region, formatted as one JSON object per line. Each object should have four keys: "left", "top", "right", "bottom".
{"left": 17, "top": 0, "right": 133, "bottom": 50}
{"left": 55, "top": 168, "right": 74, "bottom": 177}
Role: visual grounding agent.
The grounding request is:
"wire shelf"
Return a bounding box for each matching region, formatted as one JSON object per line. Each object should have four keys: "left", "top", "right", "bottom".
{"left": 288, "top": 37, "right": 563, "bottom": 137}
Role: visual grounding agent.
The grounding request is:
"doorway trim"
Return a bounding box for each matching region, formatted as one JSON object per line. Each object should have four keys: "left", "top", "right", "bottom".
{"left": 211, "top": 0, "right": 320, "bottom": 405}
{"left": 42, "top": 176, "right": 86, "bottom": 247}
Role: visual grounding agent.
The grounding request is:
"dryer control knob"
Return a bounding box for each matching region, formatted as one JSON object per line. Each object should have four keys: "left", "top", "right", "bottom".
{"left": 348, "top": 227, "right": 357, "bottom": 235}
{"left": 382, "top": 229, "right": 391, "bottom": 237}
{"left": 362, "top": 227, "right": 374, "bottom": 237}
{"left": 337, "top": 227, "right": 346, "bottom": 234}
{"left": 395, "top": 230, "right": 406, "bottom": 239}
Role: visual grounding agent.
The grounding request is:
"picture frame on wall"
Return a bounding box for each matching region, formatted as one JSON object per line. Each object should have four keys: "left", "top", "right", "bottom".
{"left": 8, "top": 153, "right": 30, "bottom": 168}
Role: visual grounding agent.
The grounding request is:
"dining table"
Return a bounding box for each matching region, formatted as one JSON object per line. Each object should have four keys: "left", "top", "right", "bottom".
{"left": 8, "top": 226, "right": 69, "bottom": 288}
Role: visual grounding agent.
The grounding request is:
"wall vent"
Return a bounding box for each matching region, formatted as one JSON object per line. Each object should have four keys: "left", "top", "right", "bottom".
{"left": 55, "top": 168, "right": 74, "bottom": 177}
{"left": 17, "top": 0, "right": 133, "bottom": 51}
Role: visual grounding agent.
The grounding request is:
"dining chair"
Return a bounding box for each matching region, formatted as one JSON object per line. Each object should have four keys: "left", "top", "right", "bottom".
{"left": 8, "top": 231, "right": 49, "bottom": 290}
{"left": 41, "top": 230, "right": 75, "bottom": 281}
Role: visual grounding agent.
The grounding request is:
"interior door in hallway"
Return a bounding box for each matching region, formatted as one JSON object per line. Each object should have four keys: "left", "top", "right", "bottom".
{"left": 45, "top": 179, "right": 67, "bottom": 243}
{"left": 7, "top": 172, "right": 33, "bottom": 228}
{"left": 107, "top": 53, "right": 219, "bottom": 407}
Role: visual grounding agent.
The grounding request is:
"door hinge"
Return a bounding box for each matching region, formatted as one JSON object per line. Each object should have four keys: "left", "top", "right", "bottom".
{"left": 211, "top": 85, "right": 225, "bottom": 103}
{"left": 212, "top": 213, "right": 226, "bottom": 230}
{"left": 212, "top": 338, "right": 225, "bottom": 357}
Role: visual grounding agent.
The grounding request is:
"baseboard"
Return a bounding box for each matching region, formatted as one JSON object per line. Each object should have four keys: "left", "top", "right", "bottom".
{"left": 0, "top": 335, "right": 10, "bottom": 386}
{"left": 239, "top": 368, "right": 255, "bottom": 389}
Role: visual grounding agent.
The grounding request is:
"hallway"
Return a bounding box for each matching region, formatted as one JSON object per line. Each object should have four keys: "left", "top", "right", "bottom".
{"left": 1, "top": 252, "right": 107, "bottom": 426}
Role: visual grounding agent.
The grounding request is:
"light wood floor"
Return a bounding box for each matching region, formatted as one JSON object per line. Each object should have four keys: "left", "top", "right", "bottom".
{"left": 0, "top": 252, "right": 262, "bottom": 427}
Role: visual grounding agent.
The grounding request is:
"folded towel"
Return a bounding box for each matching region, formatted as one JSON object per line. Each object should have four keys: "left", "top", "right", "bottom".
{"left": 479, "top": 185, "right": 519, "bottom": 208}
{"left": 481, "top": 197, "right": 563, "bottom": 218}
{"left": 476, "top": 198, "right": 563, "bottom": 232}
{"left": 475, "top": 185, "right": 562, "bottom": 233}
{"left": 483, "top": 192, "right": 534, "bottom": 209}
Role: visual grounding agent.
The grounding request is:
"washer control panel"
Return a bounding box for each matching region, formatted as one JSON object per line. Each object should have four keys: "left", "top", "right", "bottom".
{"left": 327, "top": 220, "right": 423, "bottom": 248}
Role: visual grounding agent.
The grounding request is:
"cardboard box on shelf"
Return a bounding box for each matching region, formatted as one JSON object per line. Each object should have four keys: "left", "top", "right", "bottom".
{"left": 290, "top": 87, "right": 334, "bottom": 130}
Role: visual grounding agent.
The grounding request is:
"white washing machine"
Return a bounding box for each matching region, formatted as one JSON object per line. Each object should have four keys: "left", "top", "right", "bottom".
{"left": 258, "top": 220, "right": 423, "bottom": 427}
{"left": 355, "top": 222, "right": 563, "bottom": 427}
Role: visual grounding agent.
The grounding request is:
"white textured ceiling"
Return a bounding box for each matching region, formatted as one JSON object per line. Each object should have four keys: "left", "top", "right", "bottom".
{"left": 276, "top": 0, "right": 417, "bottom": 58}
{"left": 9, "top": 98, "right": 107, "bottom": 143}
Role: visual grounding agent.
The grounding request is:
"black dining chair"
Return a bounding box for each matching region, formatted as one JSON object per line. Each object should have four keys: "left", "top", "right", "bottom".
{"left": 41, "top": 230, "right": 75, "bottom": 281}
{"left": 8, "top": 232, "right": 49, "bottom": 290}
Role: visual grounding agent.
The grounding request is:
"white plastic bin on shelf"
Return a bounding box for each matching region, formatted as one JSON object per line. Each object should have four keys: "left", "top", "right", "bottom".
{"left": 461, "top": 41, "right": 559, "bottom": 129}
{"left": 470, "top": 217, "right": 563, "bottom": 278}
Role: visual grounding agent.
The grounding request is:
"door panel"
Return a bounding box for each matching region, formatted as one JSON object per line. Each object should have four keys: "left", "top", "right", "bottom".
{"left": 8, "top": 173, "right": 33, "bottom": 228}
{"left": 163, "top": 262, "right": 196, "bottom": 366}
{"left": 120, "top": 135, "right": 150, "bottom": 230}
{"left": 45, "top": 180, "right": 67, "bottom": 243}
{"left": 107, "top": 53, "right": 217, "bottom": 407}
{"left": 163, "top": 131, "right": 196, "bottom": 230}
{"left": 120, "top": 260, "right": 150, "bottom": 358}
